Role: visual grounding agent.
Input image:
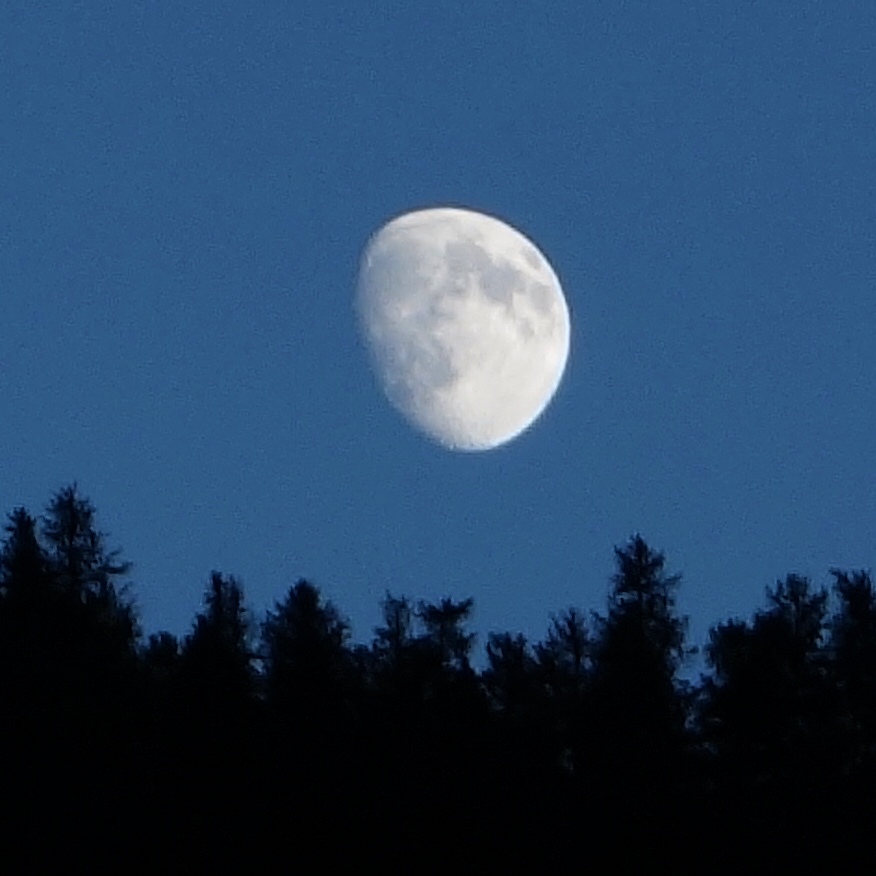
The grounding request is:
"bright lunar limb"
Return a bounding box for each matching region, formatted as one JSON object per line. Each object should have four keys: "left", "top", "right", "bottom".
{"left": 356, "top": 207, "right": 571, "bottom": 452}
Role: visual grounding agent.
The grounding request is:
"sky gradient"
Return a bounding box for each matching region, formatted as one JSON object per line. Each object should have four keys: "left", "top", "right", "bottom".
{"left": 2, "top": 1, "right": 874, "bottom": 660}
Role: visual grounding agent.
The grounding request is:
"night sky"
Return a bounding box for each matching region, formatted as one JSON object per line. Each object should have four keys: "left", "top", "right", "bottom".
{"left": 2, "top": 2, "right": 874, "bottom": 661}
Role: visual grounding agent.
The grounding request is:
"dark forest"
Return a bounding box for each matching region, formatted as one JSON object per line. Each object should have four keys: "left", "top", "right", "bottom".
{"left": 2, "top": 484, "right": 874, "bottom": 870}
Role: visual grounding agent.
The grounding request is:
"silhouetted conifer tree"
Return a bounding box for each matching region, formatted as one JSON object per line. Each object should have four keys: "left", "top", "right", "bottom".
{"left": 485, "top": 631, "right": 538, "bottom": 718}
{"left": 704, "top": 575, "right": 828, "bottom": 773}
{"left": 257, "top": 579, "right": 359, "bottom": 857}
{"left": 829, "top": 569, "right": 876, "bottom": 760}
{"left": 482, "top": 630, "right": 563, "bottom": 853}
{"left": 592, "top": 536, "right": 688, "bottom": 741}
{"left": 0, "top": 507, "right": 47, "bottom": 598}
{"left": 42, "top": 485, "right": 133, "bottom": 612}
{"left": 372, "top": 591, "right": 414, "bottom": 671}
{"left": 368, "top": 591, "right": 422, "bottom": 719}
{"left": 534, "top": 608, "right": 591, "bottom": 771}
{"left": 261, "top": 578, "right": 352, "bottom": 725}
{"left": 0, "top": 508, "right": 54, "bottom": 854}
{"left": 0, "top": 509, "right": 54, "bottom": 684}
{"left": 701, "top": 574, "right": 835, "bottom": 867}
{"left": 417, "top": 596, "right": 476, "bottom": 671}
{"left": 823, "top": 569, "right": 876, "bottom": 865}
{"left": 40, "top": 483, "right": 139, "bottom": 703}
{"left": 583, "top": 535, "right": 690, "bottom": 864}
{"left": 179, "top": 571, "right": 255, "bottom": 722}
{"left": 536, "top": 608, "right": 591, "bottom": 688}
{"left": 172, "top": 572, "right": 259, "bottom": 864}
{"left": 0, "top": 489, "right": 141, "bottom": 867}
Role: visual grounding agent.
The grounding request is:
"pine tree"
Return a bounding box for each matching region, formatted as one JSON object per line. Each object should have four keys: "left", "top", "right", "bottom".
{"left": 584, "top": 536, "right": 691, "bottom": 864}
{"left": 261, "top": 578, "right": 351, "bottom": 725}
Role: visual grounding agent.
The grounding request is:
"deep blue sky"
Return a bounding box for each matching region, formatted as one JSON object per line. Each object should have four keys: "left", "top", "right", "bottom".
{"left": 2, "top": 2, "right": 874, "bottom": 660}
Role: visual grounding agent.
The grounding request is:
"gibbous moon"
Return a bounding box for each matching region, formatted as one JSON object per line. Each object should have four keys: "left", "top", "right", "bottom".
{"left": 356, "top": 207, "right": 571, "bottom": 451}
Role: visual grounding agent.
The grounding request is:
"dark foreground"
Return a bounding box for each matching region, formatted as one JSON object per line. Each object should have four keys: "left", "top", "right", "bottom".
{"left": 2, "top": 486, "right": 874, "bottom": 869}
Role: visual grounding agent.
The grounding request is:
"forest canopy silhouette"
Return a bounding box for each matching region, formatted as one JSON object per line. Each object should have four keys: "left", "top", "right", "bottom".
{"left": 2, "top": 484, "right": 875, "bottom": 868}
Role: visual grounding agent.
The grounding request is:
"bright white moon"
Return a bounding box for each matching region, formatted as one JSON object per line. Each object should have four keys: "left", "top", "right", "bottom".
{"left": 356, "top": 207, "right": 571, "bottom": 451}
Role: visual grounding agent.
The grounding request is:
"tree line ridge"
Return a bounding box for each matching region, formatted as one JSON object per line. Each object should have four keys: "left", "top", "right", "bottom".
{"left": 1, "top": 484, "right": 873, "bottom": 868}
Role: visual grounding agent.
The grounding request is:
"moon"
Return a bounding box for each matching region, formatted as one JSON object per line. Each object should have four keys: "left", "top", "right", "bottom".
{"left": 355, "top": 207, "right": 571, "bottom": 451}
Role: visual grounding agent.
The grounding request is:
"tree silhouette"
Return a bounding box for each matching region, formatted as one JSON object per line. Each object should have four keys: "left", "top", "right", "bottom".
{"left": 531, "top": 608, "right": 591, "bottom": 780}
{"left": 830, "top": 568, "right": 876, "bottom": 764}
{"left": 0, "top": 507, "right": 47, "bottom": 598}
{"left": 704, "top": 575, "right": 828, "bottom": 772}
{"left": 172, "top": 572, "right": 259, "bottom": 864}
{"left": 485, "top": 631, "right": 538, "bottom": 718}
{"left": 0, "top": 508, "right": 54, "bottom": 670}
{"left": 42, "top": 485, "right": 131, "bottom": 593}
{"left": 583, "top": 535, "right": 691, "bottom": 864}
{"left": 417, "top": 596, "right": 476, "bottom": 671}
{"left": 4, "top": 485, "right": 876, "bottom": 865}
{"left": 178, "top": 571, "right": 254, "bottom": 714}
{"left": 0, "top": 509, "right": 55, "bottom": 856}
{"left": 822, "top": 569, "right": 876, "bottom": 864}
{"left": 261, "top": 578, "right": 351, "bottom": 722}
{"left": 258, "top": 579, "right": 359, "bottom": 857}
{"left": 368, "top": 591, "right": 420, "bottom": 718}
{"left": 483, "top": 630, "right": 564, "bottom": 855}
{"left": 372, "top": 591, "right": 414, "bottom": 672}
{"left": 0, "top": 489, "right": 144, "bottom": 867}
{"left": 591, "top": 535, "right": 688, "bottom": 740}
{"left": 701, "top": 574, "right": 836, "bottom": 868}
